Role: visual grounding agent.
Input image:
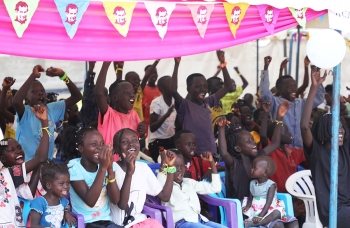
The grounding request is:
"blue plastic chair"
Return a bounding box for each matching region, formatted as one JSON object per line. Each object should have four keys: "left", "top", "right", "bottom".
{"left": 148, "top": 163, "right": 161, "bottom": 176}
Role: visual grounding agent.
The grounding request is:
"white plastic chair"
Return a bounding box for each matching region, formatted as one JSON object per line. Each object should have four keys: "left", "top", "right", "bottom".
{"left": 285, "top": 170, "right": 324, "bottom": 228}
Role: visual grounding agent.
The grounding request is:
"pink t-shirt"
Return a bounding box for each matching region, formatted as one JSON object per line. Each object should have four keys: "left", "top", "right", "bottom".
{"left": 98, "top": 106, "right": 140, "bottom": 145}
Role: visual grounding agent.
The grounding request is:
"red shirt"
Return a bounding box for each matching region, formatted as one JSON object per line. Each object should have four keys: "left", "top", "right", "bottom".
{"left": 269, "top": 146, "right": 306, "bottom": 193}
{"left": 186, "top": 157, "right": 218, "bottom": 181}
{"left": 142, "top": 85, "right": 161, "bottom": 136}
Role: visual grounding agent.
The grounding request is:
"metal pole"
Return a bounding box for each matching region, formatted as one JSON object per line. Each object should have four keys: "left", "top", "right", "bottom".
{"left": 288, "top": 33, "right": 294, "bottom": 76}
{"left": 256, "top": 39, "right": 259, "bottom": 94}
{"left": 329, "top": 30, "right": 342, "bottom": 228}
{"left": 283, "top": 39, "right": 287, "bottom": 75}
{"left": 295, "top": 25, "right": 301, "bottom": 85}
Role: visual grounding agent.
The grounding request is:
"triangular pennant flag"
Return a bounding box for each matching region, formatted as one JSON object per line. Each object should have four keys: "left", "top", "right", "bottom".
{"left": 103, "top": 2, "right": 137, "bottom": 37}
{"left": 289, "top": 7, "right": 307, "bottom": 29}
{"left": 223, "top": 3, "right": 249, "bottom": 38}
{"left": 144, "top": 2, "right": 176, "bottom": 40}
{"left": 54, "top": 0, "right": 90, "bottom": 39}
{"left": 256, "top": 5, "right": 280, "bottom": 35}
{"left": 187, "top": 4, "right": 214, "bottom": 38}
{"left": 4, "top": 0, "right": 40, "bottom": 38}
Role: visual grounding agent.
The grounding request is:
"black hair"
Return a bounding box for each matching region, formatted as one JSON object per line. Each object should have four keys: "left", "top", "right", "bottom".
{"left": 61, "top": 126, "right": 97, "bottom": 161}
{"left": 173, "top": 130, "right": 194, "bottom": 145}
{"left": 186, "top": 73, "right": 205, "bottom": 87}
{"left": 113, "top": 128, "right": 138, "bottom": 154}
{"left": 0, "top": 138, "right": 10, "bottom": 157}
{"left": 311, "top": 114, "right": 348, "bottom": 144}
{"left": 325, "top": 84, "right": 333, "bottom": 94}
{"left": 11, "top": 89, "right": 17, "bottom": 97}
{"left": 46, "top": 92, "right": 59, "bottom": 104}
{"left": 207, "top": 77, "right": 222, "bottom": 93}
{"left": 109, "top": 79, "right": 126, "bottom": 96}
{"left": 41, "top": 160, "right": 69, "bottom": 191}
{"left": 125, "top": 71, "right": 139, "bottom": 82}
{"left": 225, "top": 128, "right": 245, "bottom": 159}
{"left": 275, "top": 75, "right": 293, "bottom": 91}
{"left": 157, "top": 76, "right": 171, "bottom": 92}
{"left": 244, "top": 93, "right": 253, "bottom": 99}
{"left": 239, "top": 104, "right": 251, "bottom": 113}
{"left": 253, "top": 108, "right": 264, "bottom": 122}
{"left": 253, "top": 156, "right": 276, "bottom": 176}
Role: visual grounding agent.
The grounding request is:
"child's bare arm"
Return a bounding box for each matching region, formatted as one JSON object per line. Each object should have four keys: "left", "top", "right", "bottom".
{"left": 170, "top": 58, "right": 183, "bottom": 107}
{"left": 214, "top": 51, "right": 234, "bottom": 100}
{"left": 157, "top": 150, "right": 176, "bottom": 202}
{"left": 234, "top": 67, "right": 248, "bottom": 90}
{"left": 242, "top": 193, "right": 253, "bottom": 212}
{"left": 30, "top": 210, "right": 46, "bottom": 228}
{"left": 141, "top": 60, "right": 160, "bottom": 90}
{"left": 259, "top": 101, "right": 271, "bottom": 148}
{"left": 0, "top": 77, "right": 15, "bottom": 122}
{"left": 258, "top": 184, "right": 276, "bottom": 217}
{"left": 95, "top": 62, "right": 111, "bottom": 117}
{"left": 217, "top": 117, "right": 234, "bottom": 166}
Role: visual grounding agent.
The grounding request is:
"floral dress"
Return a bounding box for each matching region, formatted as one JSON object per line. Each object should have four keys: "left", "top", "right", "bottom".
{"left": 242, "top": 179, "right": 296, "bottom": 227}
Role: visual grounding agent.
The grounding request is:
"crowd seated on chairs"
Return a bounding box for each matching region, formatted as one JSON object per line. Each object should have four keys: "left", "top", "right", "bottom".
{"left": 2, "top": 54, "right": 349, "bottom": 228}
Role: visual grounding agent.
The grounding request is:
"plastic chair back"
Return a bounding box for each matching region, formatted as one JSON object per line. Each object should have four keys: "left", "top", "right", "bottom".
{"left": 285, "top": 170, "right": 323, "bottom": 228}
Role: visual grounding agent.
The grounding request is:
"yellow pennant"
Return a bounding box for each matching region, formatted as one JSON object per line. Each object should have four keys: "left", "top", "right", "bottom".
{"left": 103, "top": 1, "right": 137, "bottom": 37}
{"left": 223, "top": 2, "right": 249, "bottom": 38}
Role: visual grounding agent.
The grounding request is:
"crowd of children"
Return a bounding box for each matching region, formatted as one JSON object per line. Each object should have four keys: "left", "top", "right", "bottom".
{"left": 1, "top": 51, "right": 350, "bottom": 228}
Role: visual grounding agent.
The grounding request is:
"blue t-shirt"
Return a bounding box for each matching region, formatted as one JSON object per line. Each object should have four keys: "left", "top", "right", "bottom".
{"left": 68, "top": 158, "right": 117, "bottom": 224}
{"left": 16, "top": 101, "right": 65, "bottom": 161}
{"left": 30, "top": 196, "right": 69, "bottom": 228}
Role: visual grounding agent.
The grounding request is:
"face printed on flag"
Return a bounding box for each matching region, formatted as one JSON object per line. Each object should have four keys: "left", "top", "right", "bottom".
{"left": 113, "top": 6, "right": 126, "bottom": 25}
{"left": 15, "top": 1, "right": 29, "bottom": 25}
{"left": 156, "top": 7, "right": 168, "bottom": 27}
{"left": 231, "top": 6, "right": 241, "bottom": 25}
{"left": 65, "top": 3, "right": 78, "bottom": 25}
{"left": 197, "top": 6, "right": 207, "bottom": 24}
{"left": 295, "top": 8, "right": 304, "bottom": 19}
{"left": 265, "top": 7, "right": 274, "bottom": 24}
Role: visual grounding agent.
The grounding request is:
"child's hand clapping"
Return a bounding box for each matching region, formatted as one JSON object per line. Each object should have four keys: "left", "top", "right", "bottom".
{"left": 2, "top": 77, "right": 16, "bottom": 89}
{"left": 277, "top": 100, "right": 290, "bottom": 119}
{"left": 46, "top": 67, "right": 65, "bottom": 77}
{"left": 99, "top": 145, "right": 112, "bottom": 171}
{"left": 122, "top": 151, "right": 137, "bottom": 175}
{"left": 160, "top": 150, "right": 177, "bottom": 167}
{"left": 200, "top": 152, "right": 214, "bottom": 163}
{"left": 261, "top": 100, "right": 271, "bottom": 113}
{"left": 31, "top": 105, "right": 48, "bottom": 121}
{"left": 216, "top": 116, "right": 230, "bottom": 127}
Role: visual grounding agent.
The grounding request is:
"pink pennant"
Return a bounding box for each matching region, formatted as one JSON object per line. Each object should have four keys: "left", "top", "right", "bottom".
{"left": 256, "top": 5, "right": 280, "bottom": 35}
{"left": 187, "top": 4, "right": 214, "bottom": 38}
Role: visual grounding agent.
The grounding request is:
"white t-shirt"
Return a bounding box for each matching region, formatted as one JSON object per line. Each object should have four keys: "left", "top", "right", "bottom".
{"left": 148, "top": 96, "right": 176, "bottom": 143}
{"left": 110, "top": 161, "right": 163, "bottom": 227}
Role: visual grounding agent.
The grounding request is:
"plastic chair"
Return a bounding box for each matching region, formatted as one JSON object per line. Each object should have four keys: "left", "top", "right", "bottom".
{"left": 148, "top": 163, "right": 161, "bottom": 176}
{"left": 146, "top": 195, "right": 175, "bottom": 228}
{"left": 285, "top": 170, "right": 323, "bottom": 228}
{"left": 142, "top": 205, "right": 163, "bottom": 224}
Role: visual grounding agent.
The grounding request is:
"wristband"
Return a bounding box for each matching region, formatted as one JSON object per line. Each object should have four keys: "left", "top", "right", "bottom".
{"left": 116, "top": 68, "right": 123, "bottom": 71}
{"left": 108, "top": 178, "right": 116, "bottom": 184}
{"left": 165, "top": 166, "right": 177, "bottom": 173}
{"left": 61, "top": 120, "right": 68, "bottom": 124}
{"left": 41, "top": 127, "right": 53, "bottom": 137}
{"left": 238, "top": 73, "right": 242, "bottom": 76}
{"left": 275, "top": 120, "right": 284, "bottom": 126}
{"left": 220, "top": 62, "right": 227, "bottom": 68}
{"left": 63, "top": 76, "right": 70, "bottom": 85}
{"left": 60, "top": 73, "right": 67, "bottom": 81}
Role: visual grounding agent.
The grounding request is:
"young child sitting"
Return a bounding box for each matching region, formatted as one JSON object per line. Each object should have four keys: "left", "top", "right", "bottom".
{"left": 65, "top": 127, "right": 120, "bottom": 227}
{"left": 242, "top": 156, "right": 298, "bottom": 228}
{"left": 30, "top": 161, "right": 76, "bottom": 228}
{"left": 95, "top": 62, "right": 146, "bottom": 146}
{"left": 110, "top": 128, "right": 176, "bottom": 227}
{"left": 157, "top": 150, "right": 225, "bottom": 228}
{"left": 170, "top": 52, "right": 233, "bottom": 155}
{"left": 217, "top": 100, "right": 289, "bottom": 200}
{"left": 12, "top": 65, "right": 82, "bottom": 160}
{"left": 0, "top": 105, "right": 49, "bottom": 227}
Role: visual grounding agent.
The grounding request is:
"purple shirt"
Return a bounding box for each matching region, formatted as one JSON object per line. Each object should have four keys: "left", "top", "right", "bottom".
{"left": 176, "top": 95, "right": 218, "bottom": 155}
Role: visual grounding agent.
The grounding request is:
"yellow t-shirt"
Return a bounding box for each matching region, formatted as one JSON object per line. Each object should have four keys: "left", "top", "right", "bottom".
{"left": 133, "top": 86, "right": 144, "bottom": 121}
{"left": 221, "top": 86, "right": 243, "bottom": 115}
{"left": 4, "top": 124, "right": 16, "bottom": 139}
{"left": 210, "top": 104, "right": 223, "bottom": 131}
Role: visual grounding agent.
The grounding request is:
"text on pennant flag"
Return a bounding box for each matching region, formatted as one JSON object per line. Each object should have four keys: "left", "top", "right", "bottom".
{"left": 4, "top": 0, "right": 40, "bottom": 38}
{"left": 144, "top": 2, "right": 176, "bottom": 40}
{"left": 289, "top": 7, "right": 307, "bottom": 29}
{"left": 54, "top": 0, "right": 90, "bottom": 39}
{"left": 328, "top": 10, "right": 350, "bottom": 33}
{"left": 103, "top": 2, "right": 137, "bottom": 37}
{"left": 223, "top": 2, "right": 249, "bottom": 38}
{"left": 187, "top": 4, "right": 215, "bottom": 38}
{"left": 256, "top": 5, "right": 280, "bottom": 35}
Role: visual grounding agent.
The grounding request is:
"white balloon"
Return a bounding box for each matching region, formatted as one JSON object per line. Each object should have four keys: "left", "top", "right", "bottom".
{"left": 306, "top": 29, "right": 346, "bottom": 69}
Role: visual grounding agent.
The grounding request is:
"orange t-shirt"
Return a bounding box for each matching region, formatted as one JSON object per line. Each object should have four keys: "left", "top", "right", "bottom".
{"left": 142, "top": 85, "right": 161, "bottom": 136}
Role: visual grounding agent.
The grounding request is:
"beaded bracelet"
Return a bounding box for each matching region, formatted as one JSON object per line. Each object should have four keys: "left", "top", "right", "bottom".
{"left": 275, "top": 120, "right": 284, "bottom": 126}
{"left": 41, "top": 127, "right": 53, "bottom": 137}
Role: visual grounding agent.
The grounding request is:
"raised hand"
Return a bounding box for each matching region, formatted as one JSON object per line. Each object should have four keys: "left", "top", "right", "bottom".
{"left": 200, "top": 152, "right": 214, "bottom": 163}
{"left": 2, "top": 77, "right": 16, "bottom": 89}
{"left": 46, "top": 67, "right": 65, "bottom": 77}
{"left": 216, "top": 116, "right": 230, "bottom": 127}
{"left": 32, "top": 65, "right": 45, "bottom": 78}
{"left": 88, "top": 61, "right": 96, "bottom": 72}
{"left": 31, "top": 105, "right": 48, "bottom": 121}
{"left": 280, "top": 58, "right": 288, "bottom": 69}
{"left": 264, "top": 56, "right": 272, "bottom": 70}
{"left": 343, "top": 86, "right": 350, "bottom": 103}
{"left": 137, "top": 121, "right": 146, "bottom": 137}
{"left": 304, "top": 56, "right": 310, "bottom": 66}
{"left": 163, "top": 150, "right": 177, "bottom": 167}
{"left": 262, "top": 100, "right": 271, "bottom": 113}
{"left": 310, "top": 65, "right": 327, "bottom": 87}
{"left": 234, "top": 67, "right": 240, "bottom": 73}
{"left": 216, "top": 50, "right": 225, "bottom": 63}
{"left": 122, "top": 152, "right": 137, "bottom": 175}
{"left": 114, "top": 61, "right": 124, "bottom": 68}
{"left": 277, "top": 100, "right": 290, "bottom": 118}
{"left": 99, "top": 145, "right": 112, "bottom": 170}
{"left": 174, "top": 57, "right": 181, "bottom": 64}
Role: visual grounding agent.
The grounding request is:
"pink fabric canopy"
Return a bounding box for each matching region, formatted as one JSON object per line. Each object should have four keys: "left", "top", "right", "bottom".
{"left": 0, "top": 0, "right": 326, "bottom": 61}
